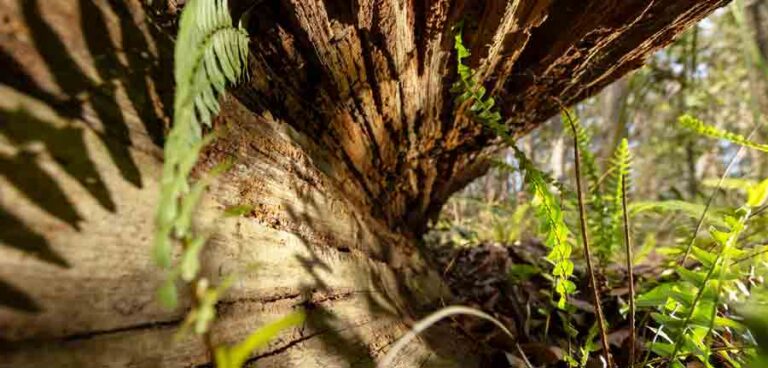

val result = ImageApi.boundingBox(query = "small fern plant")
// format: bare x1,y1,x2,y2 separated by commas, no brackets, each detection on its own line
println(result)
517,149,577,310
153,0,249,308
562,110,620,265
637,116,768,367
450,23,505,134
451,25,575,310
638,178,768,367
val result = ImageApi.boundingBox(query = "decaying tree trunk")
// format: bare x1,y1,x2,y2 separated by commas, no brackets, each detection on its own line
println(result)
0,0,728,366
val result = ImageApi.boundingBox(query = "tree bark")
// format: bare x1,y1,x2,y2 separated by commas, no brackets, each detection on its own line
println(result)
0,0,728,367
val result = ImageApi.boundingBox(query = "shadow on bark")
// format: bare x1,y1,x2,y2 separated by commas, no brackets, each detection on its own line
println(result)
0,0,172,312
0,279,41,314
223,3,486,361
220,150,480,366
282,196,380,367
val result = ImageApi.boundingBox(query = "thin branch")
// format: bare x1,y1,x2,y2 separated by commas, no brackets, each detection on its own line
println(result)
560,103,613,367
595,165,617,190
752,204,768,216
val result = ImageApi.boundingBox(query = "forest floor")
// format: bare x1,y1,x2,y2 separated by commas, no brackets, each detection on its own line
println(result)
427,240,734,368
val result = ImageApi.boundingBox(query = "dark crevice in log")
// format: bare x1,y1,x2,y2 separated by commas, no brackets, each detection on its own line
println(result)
0,318,186,346
0,0,731,365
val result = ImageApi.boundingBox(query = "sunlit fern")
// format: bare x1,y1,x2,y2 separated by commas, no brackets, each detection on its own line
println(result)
610,138,631,238
638,178,768,367
679,114,768,153
450,22,504,132
153,0,250,308
564,110,617,265
452,25,575,309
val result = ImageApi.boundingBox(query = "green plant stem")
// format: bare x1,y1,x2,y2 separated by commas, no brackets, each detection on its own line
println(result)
679,146,745,265
621,173,637,365
180,237,214,360
704,259,727,347
186,272,215,360
563,106,613,367
669,208,751,363
731,244,768,265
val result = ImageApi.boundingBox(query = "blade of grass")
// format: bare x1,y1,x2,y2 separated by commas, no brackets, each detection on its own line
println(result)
377,306,515,368
516,343,535,368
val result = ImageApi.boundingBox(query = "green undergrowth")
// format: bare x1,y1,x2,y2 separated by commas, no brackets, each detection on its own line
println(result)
437,21,768,368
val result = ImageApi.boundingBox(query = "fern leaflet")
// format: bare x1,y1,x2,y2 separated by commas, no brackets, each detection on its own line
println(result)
452,25,574,309
153,0,250,308
680,114,768,152
639,177,768,366
610,138,632,241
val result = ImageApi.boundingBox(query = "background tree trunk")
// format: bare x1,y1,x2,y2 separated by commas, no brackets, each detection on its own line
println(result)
599,76,630,164
0,0,729,366
746,0,768,179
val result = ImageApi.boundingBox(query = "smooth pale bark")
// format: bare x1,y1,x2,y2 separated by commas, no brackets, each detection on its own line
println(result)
0,0,728,366
599,76,630,164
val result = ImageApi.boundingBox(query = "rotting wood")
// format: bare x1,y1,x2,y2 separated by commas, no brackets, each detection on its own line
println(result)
0,0,729,366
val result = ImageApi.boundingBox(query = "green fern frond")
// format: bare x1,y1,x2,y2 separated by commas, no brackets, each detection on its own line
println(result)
453,27,574,309
680,114,768,152
639,177,768,366
610,138,632,180
174,0,250,133
512,147,575,309
629,200,729,228
451,23,504,132
611,139,632,242
153,0,250,308
702,177,757,192
666,208,752,364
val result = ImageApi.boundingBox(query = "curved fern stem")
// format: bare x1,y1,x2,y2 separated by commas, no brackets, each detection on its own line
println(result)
679,114,768,153
614,138,636,365
561,104,613,367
